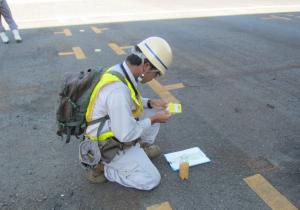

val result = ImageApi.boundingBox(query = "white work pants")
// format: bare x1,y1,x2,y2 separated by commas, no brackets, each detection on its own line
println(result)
104,109,161,190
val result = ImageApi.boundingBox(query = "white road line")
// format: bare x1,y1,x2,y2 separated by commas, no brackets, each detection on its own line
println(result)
263,15,291,21
17,5,300,23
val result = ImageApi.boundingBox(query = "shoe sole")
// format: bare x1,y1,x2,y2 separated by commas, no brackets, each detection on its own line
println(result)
86,171,107,184
87,175,107,184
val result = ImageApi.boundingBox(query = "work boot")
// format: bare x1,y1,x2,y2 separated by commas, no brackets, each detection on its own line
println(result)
0,32,9,44
143,144,161,159
86,163,107,184
12,29,22,43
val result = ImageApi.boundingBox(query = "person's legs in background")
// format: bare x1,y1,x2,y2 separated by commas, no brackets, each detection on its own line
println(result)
0,0,22,43
0,14,9,43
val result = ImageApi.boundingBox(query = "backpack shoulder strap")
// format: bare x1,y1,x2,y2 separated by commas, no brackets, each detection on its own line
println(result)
108,71,127,85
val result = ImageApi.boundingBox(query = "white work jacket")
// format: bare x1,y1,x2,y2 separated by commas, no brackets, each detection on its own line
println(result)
85,62,151,143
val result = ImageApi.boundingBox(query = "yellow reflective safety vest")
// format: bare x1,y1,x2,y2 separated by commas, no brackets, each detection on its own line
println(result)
84,66,143,141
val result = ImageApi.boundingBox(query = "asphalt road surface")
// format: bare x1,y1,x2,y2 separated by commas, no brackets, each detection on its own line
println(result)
0,9,299,210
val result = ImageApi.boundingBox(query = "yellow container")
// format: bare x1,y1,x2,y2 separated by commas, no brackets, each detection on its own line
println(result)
179,162,189,180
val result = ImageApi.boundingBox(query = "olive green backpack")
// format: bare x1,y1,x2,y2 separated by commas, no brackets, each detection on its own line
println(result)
56,67,104,143
56,67,127,143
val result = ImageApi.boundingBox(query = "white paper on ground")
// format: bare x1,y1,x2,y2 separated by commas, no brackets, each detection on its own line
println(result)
164,147,211,171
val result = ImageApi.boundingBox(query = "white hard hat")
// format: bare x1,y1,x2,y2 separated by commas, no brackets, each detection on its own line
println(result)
137,37,173,76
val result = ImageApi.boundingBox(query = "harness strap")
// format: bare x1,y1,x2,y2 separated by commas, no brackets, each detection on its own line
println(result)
75,125,80,136
86,118,103,126
66,127,71,143
96,115,110,142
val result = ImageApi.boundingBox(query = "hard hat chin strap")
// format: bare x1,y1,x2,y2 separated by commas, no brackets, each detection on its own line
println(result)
131,48,146,64
131,47,147,83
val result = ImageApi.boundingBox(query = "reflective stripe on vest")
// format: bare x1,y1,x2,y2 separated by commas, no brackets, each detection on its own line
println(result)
85,67,143,141
84,131,114,141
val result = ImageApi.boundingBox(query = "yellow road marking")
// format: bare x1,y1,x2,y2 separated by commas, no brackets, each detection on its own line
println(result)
108,43,125,55
148,80,180,103
108,42,133,55
64,29,72,36
244,174,298,210
54,28,72,36
263,15,291,21
58,47,86,60
91,26,108,33
73,47,86,59
164,83,185,91
121,45,133,49
146,201,172,210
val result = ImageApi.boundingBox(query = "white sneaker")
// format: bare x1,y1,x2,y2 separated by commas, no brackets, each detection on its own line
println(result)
0,32,9,44
12,29,22,43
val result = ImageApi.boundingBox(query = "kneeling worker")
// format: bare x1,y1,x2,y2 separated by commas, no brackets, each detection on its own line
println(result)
81,36,173,190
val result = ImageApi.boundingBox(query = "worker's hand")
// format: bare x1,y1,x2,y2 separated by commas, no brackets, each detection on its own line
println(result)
150,110,172,124
149,99,168,110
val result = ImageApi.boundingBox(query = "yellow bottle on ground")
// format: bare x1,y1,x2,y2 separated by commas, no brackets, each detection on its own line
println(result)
179,162,189,180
